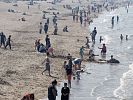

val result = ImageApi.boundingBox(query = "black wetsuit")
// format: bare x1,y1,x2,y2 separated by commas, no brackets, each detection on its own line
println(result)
107,58,120,63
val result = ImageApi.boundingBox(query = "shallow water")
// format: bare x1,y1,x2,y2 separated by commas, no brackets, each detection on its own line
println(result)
89,6,133,100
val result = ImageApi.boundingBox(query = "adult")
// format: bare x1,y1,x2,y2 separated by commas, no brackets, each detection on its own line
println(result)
73,58,82,69
126,35,128,40
66,57,73,88
91,27,97,43
42,56,51,76
98,44,106,55
85,37,90,48
79,16,83,25
44,23,49,34
107,55,120,63
99,36,103,43
0,32,6,48
45,35,51,50
66,65,72,88
35,39,40,50
48,80,57,100
111,16,114,28
47,18,49,25
39,22,43,34
5,35,12,50
117,16,119,23
53,23,58,35
61,83,70,100
120,34,123,41
79,46,84,59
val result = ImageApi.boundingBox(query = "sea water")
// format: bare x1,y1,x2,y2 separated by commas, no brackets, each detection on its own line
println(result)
89,6,133,100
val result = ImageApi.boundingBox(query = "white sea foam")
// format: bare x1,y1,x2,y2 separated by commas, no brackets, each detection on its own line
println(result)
114,64,133,100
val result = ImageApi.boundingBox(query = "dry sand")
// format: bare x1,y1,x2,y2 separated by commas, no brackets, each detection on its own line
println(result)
0,1,98,100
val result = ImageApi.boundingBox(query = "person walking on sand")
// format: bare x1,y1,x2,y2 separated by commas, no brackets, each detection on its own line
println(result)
98,44,107,55
61,83,70,100
5,35,12,50
45,35,51,50
53,23,58,35
47,18,49,25
48,80,57,100
44,23,49,34
0,32,6,48
79,46,84,59
42,56,51,76
91,27,97,43
39,22,43,34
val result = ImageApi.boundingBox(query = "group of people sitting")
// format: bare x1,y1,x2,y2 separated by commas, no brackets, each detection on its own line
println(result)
35,39,53,56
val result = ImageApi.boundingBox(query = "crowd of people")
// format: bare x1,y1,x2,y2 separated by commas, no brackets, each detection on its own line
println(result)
35,1,124,100
1,0,130,100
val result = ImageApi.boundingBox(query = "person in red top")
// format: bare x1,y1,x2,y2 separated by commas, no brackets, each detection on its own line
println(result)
98,44,107,55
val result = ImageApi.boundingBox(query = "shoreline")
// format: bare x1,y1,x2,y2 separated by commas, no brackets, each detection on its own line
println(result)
0,0,119,100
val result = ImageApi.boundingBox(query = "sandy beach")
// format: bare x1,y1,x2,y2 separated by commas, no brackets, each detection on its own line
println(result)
0,0,97,99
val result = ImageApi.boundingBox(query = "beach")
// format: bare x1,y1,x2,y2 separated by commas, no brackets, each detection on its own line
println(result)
0,0,132,100
0,0,92,99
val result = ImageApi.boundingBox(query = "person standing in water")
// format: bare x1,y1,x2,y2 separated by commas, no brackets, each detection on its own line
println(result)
120,34,123,41
61,83,70,100
99,36,103,43
117,16,119,23
98,44,107,55
126,35,128,40
91,27,97,43
127,8,128,13
111,16,114,28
